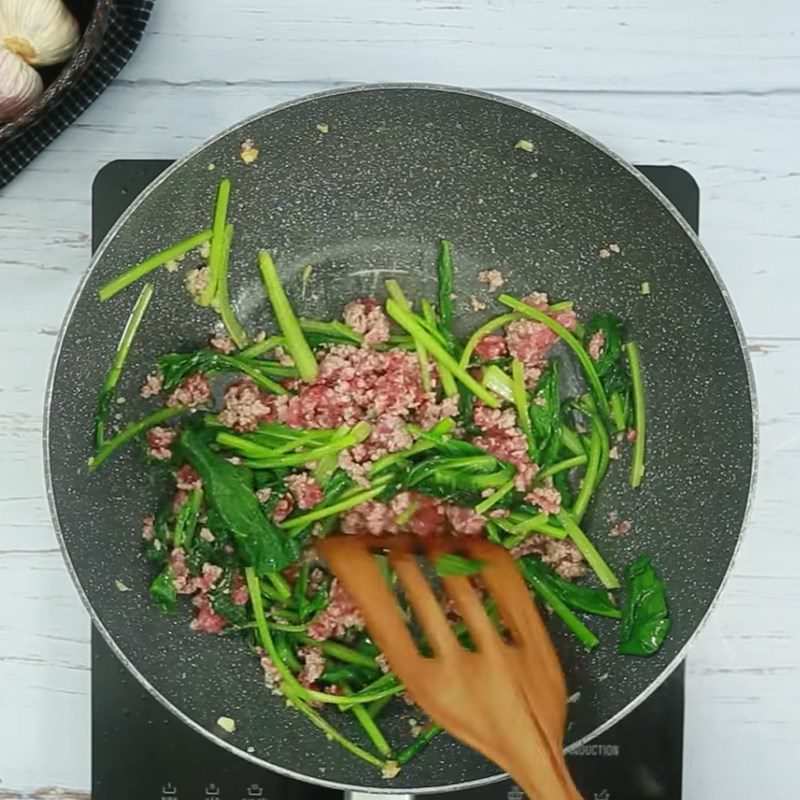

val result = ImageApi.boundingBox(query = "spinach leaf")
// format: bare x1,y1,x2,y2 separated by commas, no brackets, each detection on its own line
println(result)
437,239,454,331
520,556,621,619
435,553,484,577
528,362,562,465
158,349,290,394
405,454,514,497
150,567,177,613
211,591,250,626
584,313,631,411
618,555,671,656
180,429,299,574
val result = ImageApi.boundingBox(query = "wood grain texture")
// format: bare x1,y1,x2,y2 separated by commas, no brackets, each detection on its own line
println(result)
0,1,798,798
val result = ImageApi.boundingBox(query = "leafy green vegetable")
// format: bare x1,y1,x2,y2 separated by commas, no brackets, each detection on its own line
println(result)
626,341,646,488
386,298,499,407
556,509,619,590
95,283,153,448
517,558,599,650
385,279,432,392
435,553,484,577
172,488,202,549
180,429,299,573
98,229,213,301
258,251,318,382
210,223,248,347
199,178,232,307
499,294,611,419
405,454,514,499
90,406,185,471
618,555,670,656
528,362,562,466
150,567,177,613
421,299,457,396
158,349,289,395
299,318,363,347
436,239,454,331
482,364,514,402
397,724,443,766
520,557,621,619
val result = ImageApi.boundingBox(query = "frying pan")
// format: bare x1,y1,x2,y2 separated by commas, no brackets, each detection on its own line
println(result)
45,84,756,795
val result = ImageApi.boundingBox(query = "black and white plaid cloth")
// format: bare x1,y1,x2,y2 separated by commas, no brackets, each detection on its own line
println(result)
0,1,154,189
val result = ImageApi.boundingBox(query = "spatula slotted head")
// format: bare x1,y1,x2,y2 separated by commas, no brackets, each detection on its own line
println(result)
317,534,584,800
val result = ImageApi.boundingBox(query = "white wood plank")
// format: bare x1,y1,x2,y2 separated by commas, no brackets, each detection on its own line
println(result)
131,0,800,93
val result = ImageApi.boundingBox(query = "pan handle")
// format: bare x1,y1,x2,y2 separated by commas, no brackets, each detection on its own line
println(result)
346,793,414,800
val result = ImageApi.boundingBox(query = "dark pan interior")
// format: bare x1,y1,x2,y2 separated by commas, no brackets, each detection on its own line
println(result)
46,86,755,793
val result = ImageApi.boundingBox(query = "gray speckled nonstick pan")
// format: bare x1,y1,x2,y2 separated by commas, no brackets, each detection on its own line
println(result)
45,85,756,795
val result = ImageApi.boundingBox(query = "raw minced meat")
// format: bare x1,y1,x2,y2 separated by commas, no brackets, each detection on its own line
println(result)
506,309,577,364
286,473,324,510
140,372,163,398
272,493,294,522
307,579,365,641
218,378,285,432
146,426,177,460
284,346,435,430
184,266,209,300
175,464,202,491
209,330,237,354
512,535,586,579
477,269,504,291
297,646,326,687
587,330,606,361
525,485,562,516
190,594,227,633
343,298,391,346
472,404,538,490
474,334,507,361
610,520,632,537
141,515,155,541
167,373,211,408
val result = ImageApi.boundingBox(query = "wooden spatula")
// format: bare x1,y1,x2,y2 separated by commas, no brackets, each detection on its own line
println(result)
317,534,584,800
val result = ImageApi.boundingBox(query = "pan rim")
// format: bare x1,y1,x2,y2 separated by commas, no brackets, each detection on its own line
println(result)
43,82,759,795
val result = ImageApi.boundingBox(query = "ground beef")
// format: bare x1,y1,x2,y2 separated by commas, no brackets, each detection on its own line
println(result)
524,485,562,516
417,394,459,430
210,331,237,354
469,295,487,312
175,464,202,491
343,298,391,346
285,346,429,430
167,373,211,408
185,266,210,300
286,473,324,510
261,653,282,689
190,594,226,633
297,646,326,687
146,426,177,460
218,378,283,432
505,295,578,365
610,520,632,537
477,269,504,292
230,574,250,605
511,536,586,579
587,330,606,361
272,493,294,522
445,505,486,536
340,499,399,535
472,404,538,490
140,372,164,398
307,579,365,641
170,547,192,593
474,334,508,361
406,495,449,537
626,428,638,443
141,515,155,541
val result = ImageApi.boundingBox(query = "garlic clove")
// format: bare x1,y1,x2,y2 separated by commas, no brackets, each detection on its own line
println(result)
0,0,80,67
0,45,44,122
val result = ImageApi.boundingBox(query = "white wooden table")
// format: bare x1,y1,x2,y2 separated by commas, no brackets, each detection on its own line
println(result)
2,2,799,798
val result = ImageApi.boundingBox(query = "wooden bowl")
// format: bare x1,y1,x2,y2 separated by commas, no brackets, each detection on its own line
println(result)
0,0,113,145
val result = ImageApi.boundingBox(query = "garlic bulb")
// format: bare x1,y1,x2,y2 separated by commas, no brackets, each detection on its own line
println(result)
0,45,43,122
0,0,80,67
